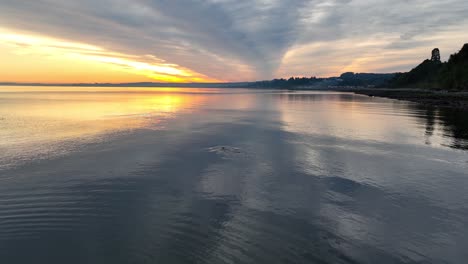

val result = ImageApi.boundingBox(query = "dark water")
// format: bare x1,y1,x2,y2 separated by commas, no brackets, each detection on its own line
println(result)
1,87,467,264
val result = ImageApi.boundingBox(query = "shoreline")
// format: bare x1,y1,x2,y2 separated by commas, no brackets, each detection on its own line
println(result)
342,88,468,110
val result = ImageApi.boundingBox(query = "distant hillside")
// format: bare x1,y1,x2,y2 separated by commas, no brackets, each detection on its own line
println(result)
339,72,396,87
390,59,443,89
243,73,396,89
438,44,468,90
389,44,468,90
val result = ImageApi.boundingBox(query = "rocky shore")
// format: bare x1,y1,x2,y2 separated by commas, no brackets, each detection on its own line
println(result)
349,88,468,110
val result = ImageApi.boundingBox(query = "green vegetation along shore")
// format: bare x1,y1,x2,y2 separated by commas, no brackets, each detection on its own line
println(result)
390,44,468,90
349,43,468,109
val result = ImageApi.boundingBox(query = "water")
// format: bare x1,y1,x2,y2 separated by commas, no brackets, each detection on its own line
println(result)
0,87,467,264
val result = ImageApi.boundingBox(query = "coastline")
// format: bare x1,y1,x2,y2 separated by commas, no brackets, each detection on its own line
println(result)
344,88,468,110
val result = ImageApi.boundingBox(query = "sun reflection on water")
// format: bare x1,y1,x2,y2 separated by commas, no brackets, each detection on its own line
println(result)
0,87,207,169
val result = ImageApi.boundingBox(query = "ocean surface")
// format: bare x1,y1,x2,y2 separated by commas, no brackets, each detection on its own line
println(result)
1,87,467,264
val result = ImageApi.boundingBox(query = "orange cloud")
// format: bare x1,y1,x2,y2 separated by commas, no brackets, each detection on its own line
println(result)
0,28,219,83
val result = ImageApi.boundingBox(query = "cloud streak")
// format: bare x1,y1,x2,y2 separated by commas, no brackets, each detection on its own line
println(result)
0,28,214,82
0,0,467,81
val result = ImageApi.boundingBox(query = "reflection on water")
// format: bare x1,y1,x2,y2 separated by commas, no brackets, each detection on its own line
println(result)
276,92,468,150
399,103,468,150
437,109,468,149
0,87,212,169
0,88,467,264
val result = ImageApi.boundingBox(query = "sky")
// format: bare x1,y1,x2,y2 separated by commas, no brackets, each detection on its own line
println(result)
0,0,467,83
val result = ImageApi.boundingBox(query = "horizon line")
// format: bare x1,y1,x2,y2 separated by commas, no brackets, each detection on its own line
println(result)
0,72,399,86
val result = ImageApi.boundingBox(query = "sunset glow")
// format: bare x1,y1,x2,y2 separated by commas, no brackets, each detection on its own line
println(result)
1,0,467,82
0,29,216,83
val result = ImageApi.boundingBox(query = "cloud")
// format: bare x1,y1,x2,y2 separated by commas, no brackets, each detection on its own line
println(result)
0,28,214,82
0,0,467,80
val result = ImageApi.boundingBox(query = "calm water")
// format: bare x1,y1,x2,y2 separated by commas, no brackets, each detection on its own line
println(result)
1,87,468,264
